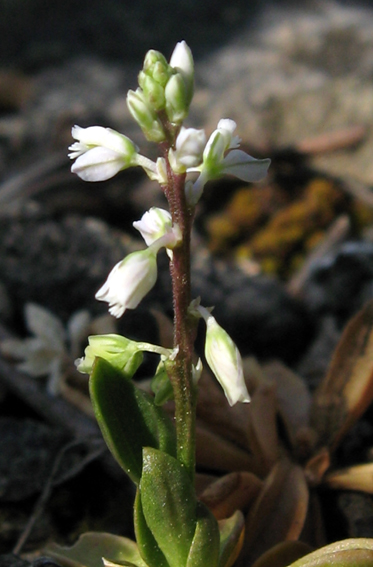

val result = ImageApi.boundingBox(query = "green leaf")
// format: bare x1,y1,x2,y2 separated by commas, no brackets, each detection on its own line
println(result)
45,532,148,567
288,538,373,567
90,358,176,484
134,489,170,567
218,510,245,567
151,360,174,405
140,447,197,567
186,502,220,567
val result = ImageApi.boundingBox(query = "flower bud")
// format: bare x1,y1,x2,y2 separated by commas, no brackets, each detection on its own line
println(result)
76,334,143,375
68,125,138,182
143,50,171,87
197,305,250,406
165,73,188,123
138,71,166,111
133,207,173,246
95,249,158,318
127,88,166,142
168,126,206,173
188,119,271,204
169,41,194,106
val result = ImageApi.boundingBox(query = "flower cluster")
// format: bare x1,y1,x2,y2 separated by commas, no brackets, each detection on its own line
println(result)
68,42,269,408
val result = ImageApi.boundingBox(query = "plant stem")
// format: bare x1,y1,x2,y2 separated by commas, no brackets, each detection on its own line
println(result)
163,154,197,481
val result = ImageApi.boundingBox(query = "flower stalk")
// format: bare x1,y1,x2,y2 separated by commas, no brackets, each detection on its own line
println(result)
162,156,197,480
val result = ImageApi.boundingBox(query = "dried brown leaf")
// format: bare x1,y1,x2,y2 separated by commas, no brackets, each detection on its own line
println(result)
200,471,263,520
263,361,312,447
196,423,256,473
251,541,314,567
197,369,252,451
303,448,331,487
243,459,309,563
324,463,373,494
311,300,373,451
246,381,280,476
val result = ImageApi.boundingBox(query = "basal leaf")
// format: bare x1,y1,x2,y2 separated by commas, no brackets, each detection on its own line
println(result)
140,447,197,567
186,502,220,567
45,532,148,567
134,489,170,567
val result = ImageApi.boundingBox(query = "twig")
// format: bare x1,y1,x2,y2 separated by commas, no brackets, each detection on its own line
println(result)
0,324,98,439
295,125,366,155
339,176,373,210
287,215,350,298
12,438,105,555
0,151,67,210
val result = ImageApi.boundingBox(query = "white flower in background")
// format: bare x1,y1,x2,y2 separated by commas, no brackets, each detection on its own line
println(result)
95,249,158,318
196,304,250,406
68,125,139,182
168,126,206,173
0,304,92,395
188,119,271,205
133,207,173,246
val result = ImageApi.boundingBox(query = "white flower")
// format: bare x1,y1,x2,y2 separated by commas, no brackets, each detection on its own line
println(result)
197,304,250,406
69,125,139,182
133,207,173,246
168,126,206,173
0,303,92,395
95,249,158,318
187,119,271,205
169,40,194,105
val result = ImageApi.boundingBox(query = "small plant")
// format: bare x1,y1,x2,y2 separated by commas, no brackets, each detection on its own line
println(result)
44,42,373,567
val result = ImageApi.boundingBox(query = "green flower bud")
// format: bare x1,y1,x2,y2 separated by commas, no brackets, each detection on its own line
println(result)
138,71,166,111
127,88,166,142
76,334,143,376
165,73,188,124
143,50,171,87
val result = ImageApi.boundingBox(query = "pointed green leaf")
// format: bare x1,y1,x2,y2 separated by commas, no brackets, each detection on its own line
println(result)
218,511,245,567
140,447,197,567
45,532,148,567
134,489,170,567
151,360,174,405
90,358,176,484
186,502,220,567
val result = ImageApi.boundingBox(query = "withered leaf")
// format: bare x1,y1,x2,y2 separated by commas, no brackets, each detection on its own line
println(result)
243,459,309,564
324,462,373,494
200,471,263,520
310,300,373,451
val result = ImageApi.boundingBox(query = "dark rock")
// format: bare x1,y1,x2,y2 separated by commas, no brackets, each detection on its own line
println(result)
0,418,66,502
337,492,373,538
190,252,312,363
302,240,373,325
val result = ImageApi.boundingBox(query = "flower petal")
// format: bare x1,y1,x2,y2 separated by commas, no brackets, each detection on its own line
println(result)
222,150,271,182
71,147,126,182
